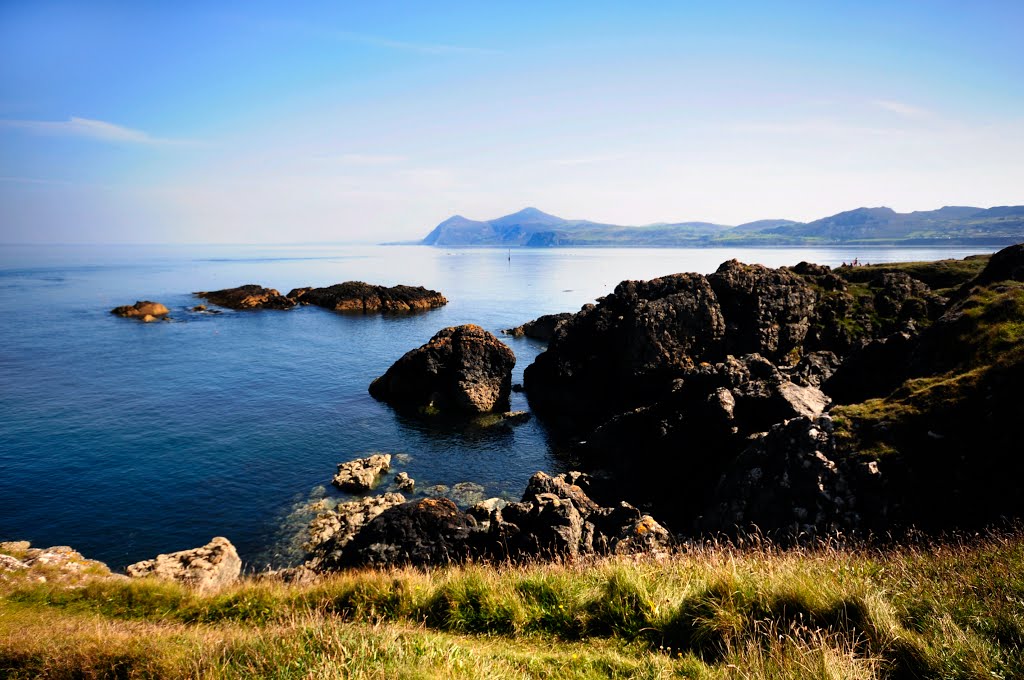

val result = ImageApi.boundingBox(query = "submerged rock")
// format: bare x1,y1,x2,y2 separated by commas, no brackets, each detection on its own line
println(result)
332,454,391,493
290,282,447,313
194,284,295,310
369,324,516,415
125,537,241,591
110,300,170,321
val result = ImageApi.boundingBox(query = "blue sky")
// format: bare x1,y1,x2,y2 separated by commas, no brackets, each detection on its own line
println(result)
1,1,1022,243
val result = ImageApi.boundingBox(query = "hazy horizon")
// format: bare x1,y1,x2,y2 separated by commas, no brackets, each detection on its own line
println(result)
2,2,1022,244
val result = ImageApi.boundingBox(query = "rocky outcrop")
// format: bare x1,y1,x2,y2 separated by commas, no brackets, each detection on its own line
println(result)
110,300,170,322
336,497,476,567
125,537,241,592
369,325,515,415
290,282,447,313
502,312,573,341
701,416,884,535
523,265,818,429
305,470,673,570
0,541,119,585
194,285,295,310
332,454,391,493
305,493,407,570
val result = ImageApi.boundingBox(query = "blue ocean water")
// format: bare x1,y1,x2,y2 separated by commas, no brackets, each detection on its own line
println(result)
0,243,993,569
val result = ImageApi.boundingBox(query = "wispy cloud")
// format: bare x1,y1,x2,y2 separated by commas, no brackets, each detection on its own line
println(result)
547,154,626,166
731,118,899,137
0,116,188,145
314,153,408,166
874,100,934,120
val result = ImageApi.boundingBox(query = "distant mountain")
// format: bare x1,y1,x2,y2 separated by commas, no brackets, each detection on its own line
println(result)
421,207,616,246
418,205,1024,247
766,206,1024,242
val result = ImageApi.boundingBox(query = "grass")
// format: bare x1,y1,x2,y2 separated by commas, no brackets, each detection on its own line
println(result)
835,257,990,295
3,534,1023,678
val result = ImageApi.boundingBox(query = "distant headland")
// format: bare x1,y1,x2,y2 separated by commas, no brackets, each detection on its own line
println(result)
412,204,1024,247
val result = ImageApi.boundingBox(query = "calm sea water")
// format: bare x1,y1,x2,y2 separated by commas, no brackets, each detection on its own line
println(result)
0,243,994,569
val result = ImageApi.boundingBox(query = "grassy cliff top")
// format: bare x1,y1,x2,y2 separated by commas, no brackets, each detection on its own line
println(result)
3,534,1023,678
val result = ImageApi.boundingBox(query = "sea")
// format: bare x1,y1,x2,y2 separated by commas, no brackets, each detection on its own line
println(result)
0,243,996,570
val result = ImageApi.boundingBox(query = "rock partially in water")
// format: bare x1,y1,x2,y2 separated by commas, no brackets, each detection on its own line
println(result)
338,497,476,568
369,324,516,415
125,537,241,592
394,472,415,492
305,470,673,570
290,282,447,313
305,493,407,570
110,300,170,321
194,284,296,310
503,312,573,342
332,454,391,493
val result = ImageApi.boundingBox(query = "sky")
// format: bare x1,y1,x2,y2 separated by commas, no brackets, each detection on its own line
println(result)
1,1,1022,244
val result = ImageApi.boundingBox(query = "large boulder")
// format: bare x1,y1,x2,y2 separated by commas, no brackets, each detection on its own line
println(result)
290,282,447,312
338,498,476,567
125,537,241,592
110,300,170,322
369,324,515,415
194,284,295,310
332,454,391,493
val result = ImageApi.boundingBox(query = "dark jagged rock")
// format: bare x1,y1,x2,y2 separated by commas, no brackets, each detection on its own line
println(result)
110,300,170,322
338,498,476,567
701,416,885,535
194,284,295,310
707,260,817,360
781,351,842,388
524,273,725,427
967,243,1024,288
305,493,406,570
369,324,515,415
290,282,447,313
824,331,918,404
502,312,573,341
304,471,672,570
519,251,1021,537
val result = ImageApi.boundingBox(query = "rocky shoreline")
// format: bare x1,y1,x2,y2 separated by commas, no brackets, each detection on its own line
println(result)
54,244,1024,585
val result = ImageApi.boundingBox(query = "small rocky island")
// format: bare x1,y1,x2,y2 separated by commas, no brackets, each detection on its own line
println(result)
369,324,515,415
110,300,170,322
193,281,447,312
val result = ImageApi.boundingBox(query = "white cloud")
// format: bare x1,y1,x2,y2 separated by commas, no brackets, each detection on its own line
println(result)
0,116,187,145
874,100,934,120
547,154,625,166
